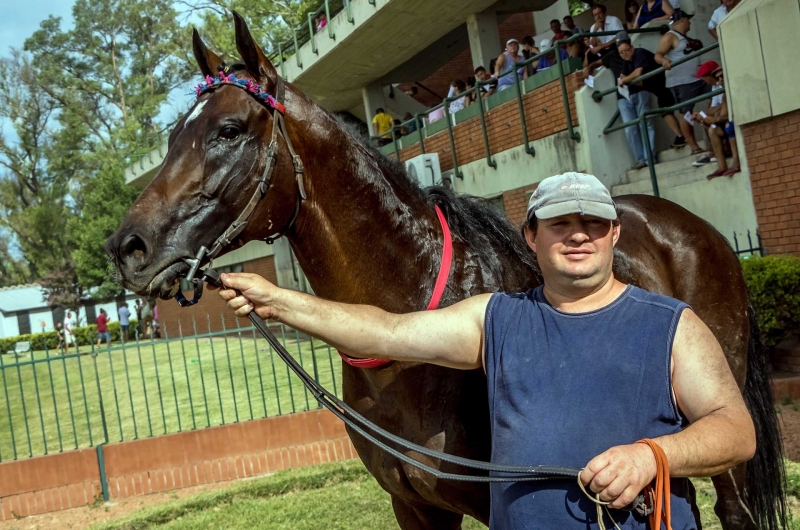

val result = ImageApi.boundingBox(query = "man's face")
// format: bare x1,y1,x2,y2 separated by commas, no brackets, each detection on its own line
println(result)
507,42,520,55
618,42,634,61
723,0,738,8
476,69,488,81
593,8,606,22
675,18,691,32
564,17,574,28
526,213,620,287
551,20,562,33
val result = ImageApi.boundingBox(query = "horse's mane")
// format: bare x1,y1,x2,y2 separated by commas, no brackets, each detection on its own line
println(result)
335,115,540,280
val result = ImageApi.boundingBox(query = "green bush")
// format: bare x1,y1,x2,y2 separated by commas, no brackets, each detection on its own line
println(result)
741,255,800,349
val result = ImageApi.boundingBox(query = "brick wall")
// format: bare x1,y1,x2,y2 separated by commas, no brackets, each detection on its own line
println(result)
395,72,583,172
741,109,800,255
402,13,535,107
157,255,278,337
0,409,356,521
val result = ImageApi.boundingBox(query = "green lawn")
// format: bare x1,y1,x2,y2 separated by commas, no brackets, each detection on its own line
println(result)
0,323,342,461
93,460,800,530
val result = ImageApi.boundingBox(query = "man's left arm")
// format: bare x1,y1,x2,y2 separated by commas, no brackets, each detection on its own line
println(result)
580,308,756,509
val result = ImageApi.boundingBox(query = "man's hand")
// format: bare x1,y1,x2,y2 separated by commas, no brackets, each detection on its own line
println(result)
219,273,283,320
661,59,672,70
580,443,657,509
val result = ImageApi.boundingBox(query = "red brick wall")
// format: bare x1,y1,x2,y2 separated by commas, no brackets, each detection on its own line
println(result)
741,109,800,255
403,13,536,107
0,409,356,521
395,72,583,172
157,255,278,337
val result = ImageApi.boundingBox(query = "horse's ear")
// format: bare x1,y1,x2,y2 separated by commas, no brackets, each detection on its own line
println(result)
192,29,224,78
232,11,278,89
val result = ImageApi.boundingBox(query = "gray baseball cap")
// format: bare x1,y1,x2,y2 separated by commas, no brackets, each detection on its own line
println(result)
527,172,617,221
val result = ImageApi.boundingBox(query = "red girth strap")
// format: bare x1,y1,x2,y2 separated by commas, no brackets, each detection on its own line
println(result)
339,204,453,369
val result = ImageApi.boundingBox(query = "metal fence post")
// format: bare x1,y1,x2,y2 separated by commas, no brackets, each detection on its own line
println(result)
325,0,335,40
555,47,580,142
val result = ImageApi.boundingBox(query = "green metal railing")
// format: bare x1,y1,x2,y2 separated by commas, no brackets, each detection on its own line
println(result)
0,316,342,462
595,41,722,197
370,27,668,178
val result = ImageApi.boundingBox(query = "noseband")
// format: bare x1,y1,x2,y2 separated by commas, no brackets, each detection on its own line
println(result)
176,71,306,307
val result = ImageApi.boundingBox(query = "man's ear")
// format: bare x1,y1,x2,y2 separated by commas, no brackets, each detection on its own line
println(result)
612,222,621,247
523,225,537,254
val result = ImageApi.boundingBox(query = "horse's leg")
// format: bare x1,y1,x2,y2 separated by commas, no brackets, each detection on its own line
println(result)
711,463,757,530
391,496,466,530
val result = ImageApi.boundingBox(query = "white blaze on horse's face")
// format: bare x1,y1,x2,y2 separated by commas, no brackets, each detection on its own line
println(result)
183,100,209,130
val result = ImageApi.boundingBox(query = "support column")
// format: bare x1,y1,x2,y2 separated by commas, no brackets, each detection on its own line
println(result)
467,10,501,72
362,82,386,126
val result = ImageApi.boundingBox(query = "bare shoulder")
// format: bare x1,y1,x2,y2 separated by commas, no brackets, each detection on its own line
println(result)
672,308,733,380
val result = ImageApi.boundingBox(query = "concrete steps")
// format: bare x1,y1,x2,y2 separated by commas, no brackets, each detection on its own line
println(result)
611,144,719,196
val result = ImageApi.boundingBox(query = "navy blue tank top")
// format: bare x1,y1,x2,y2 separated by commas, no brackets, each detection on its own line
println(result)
638,0,666,26
484,285,697,529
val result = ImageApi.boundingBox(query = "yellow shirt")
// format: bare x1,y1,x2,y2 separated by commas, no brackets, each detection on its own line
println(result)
372,112,394,138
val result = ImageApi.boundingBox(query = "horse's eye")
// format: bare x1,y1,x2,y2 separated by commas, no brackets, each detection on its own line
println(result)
219,125,240,140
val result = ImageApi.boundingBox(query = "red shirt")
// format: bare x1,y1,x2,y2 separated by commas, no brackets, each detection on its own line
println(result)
96,314,109,333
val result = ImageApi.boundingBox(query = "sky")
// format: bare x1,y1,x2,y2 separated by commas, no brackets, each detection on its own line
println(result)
1,0,76,56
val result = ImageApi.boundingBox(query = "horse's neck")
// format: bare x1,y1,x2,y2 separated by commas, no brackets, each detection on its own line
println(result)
286,105,438,310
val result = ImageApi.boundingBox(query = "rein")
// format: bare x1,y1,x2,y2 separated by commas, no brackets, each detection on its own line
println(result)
172,71,667,525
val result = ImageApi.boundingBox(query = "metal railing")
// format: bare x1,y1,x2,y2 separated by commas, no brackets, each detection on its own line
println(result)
596,42,721,197
370,27,669,178
0,316,342,462
733,230,764,257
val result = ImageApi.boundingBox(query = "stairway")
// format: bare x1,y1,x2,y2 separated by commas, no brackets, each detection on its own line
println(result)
611,145,717,197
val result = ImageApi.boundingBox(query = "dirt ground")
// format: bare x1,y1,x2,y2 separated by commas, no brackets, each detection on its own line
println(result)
5,406,800,530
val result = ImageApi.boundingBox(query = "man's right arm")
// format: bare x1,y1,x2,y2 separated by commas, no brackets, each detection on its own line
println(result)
218,273,491,370
655,33,675,69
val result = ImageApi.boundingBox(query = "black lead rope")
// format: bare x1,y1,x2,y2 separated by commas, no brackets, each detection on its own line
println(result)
200,268,580,483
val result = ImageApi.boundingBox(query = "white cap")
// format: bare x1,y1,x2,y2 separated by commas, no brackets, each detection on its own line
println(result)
527,172,617,222
506,38,519,46
539,38,553,50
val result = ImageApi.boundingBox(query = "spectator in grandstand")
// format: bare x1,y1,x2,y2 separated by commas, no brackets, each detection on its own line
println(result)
464,76,478,106
315,12,327,32
393,118,408,137
625,0,640,29
537,39,569,71
550,19,567,44
691,60,724,167
372,107,394,146
494,39,527,91
566,38,588,60
563,15,584,35
589,4,625,56
695,68,740,178
520,36,539,76
474,66,497,98
632,0,675,28
403,112,417,134
709,0,739,40
448,79,467,114
655,9,708,154
404,86,418,98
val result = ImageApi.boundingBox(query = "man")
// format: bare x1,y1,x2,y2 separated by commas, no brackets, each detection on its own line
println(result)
494,39,526,92
691,60,723,167
474,66,497,98
563,15,584,34
550,18,567,43
96,308,111,347
118,303,131,342
55,321,66,354
371,108,393,147
655,9,709,154
709,0,739,40
536,39,569,71
218,172,755,529
694,67,740,178
588,4,625,56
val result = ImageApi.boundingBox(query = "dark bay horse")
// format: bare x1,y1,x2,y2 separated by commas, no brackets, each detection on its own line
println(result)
106,13,785,530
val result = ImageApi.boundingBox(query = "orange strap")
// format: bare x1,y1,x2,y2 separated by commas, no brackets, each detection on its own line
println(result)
637,439,672,530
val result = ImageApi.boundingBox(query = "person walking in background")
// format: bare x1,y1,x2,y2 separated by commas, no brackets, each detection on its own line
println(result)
371,107,393,146
63,311,75,354
118,303,131,342
141,300,153,339
152,303,161,339
96,308,111,347
55,321,66,354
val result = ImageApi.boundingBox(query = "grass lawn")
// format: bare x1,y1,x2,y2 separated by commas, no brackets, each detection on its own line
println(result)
93,460,800,530
0,322,341,461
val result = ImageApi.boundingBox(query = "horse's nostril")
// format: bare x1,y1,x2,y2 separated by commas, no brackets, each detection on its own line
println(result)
120,233,149,263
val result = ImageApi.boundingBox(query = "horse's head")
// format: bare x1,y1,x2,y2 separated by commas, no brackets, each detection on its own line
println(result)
106,13,304,299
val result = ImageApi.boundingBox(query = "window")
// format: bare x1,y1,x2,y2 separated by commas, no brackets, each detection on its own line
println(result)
180,263,244,292
85,304,97,324
16,311,31,335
